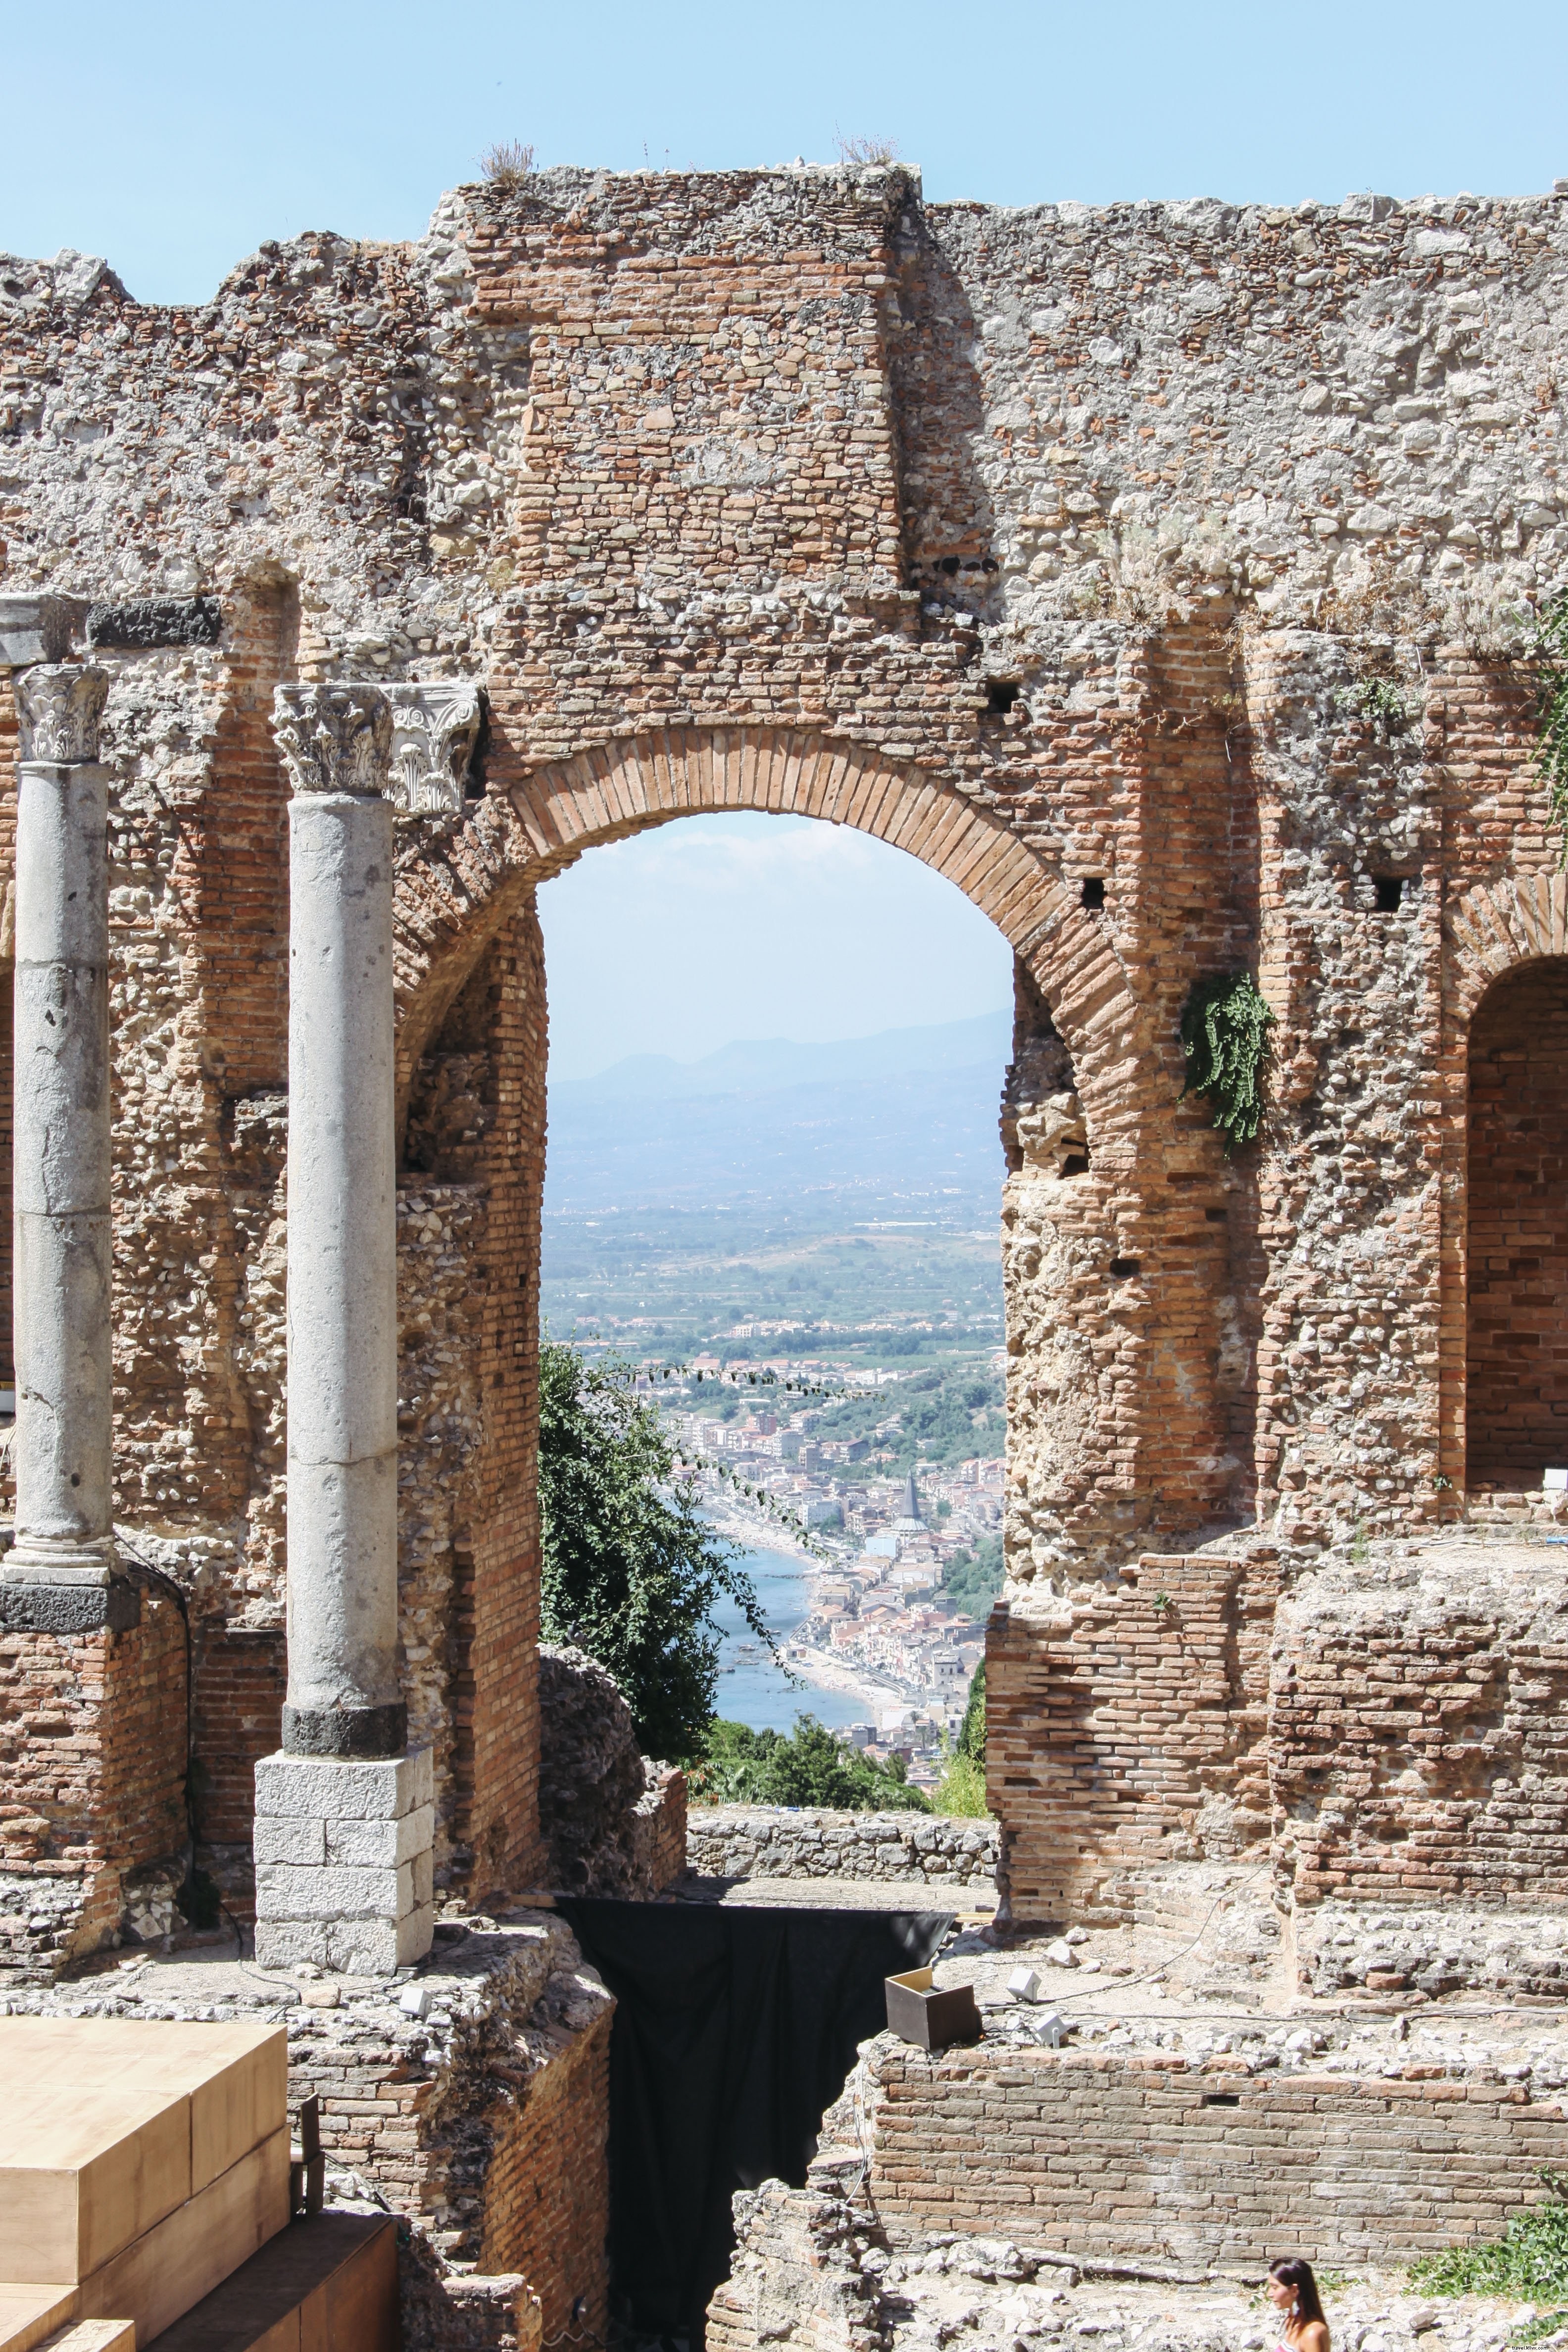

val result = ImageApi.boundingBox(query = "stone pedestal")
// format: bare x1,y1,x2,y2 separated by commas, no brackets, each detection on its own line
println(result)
252,1747,435,1972
257,682,435,1973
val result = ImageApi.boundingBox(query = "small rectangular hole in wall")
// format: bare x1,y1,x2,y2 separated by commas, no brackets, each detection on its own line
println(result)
1061,1153,1090,1177
1373,875,1404,912
1201,2093,1240,2107
986,681,1020,715
1109,1257,1140,1278
1080,878,1106,911
1205,1207,1228,1223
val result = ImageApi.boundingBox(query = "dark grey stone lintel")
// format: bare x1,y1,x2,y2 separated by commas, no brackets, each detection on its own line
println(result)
86,596,222,650
0,1580,141,1633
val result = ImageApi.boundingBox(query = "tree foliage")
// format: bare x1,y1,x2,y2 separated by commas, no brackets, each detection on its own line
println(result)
1179,970,1275,1150
695,1715,931,1811
956,1658,986,1763
1534,591,1568,860
537,1337,773,1761
942,1535,1004,1618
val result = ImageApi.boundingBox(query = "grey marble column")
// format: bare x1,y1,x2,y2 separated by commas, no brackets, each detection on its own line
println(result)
255,680,434,1973
271,681,403,1757
3,665,117,1593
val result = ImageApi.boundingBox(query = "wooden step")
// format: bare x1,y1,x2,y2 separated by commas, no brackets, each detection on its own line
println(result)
145,2215,398,2352
0,2284,78,2352
0,2021,287,2283
37,2322,137,2352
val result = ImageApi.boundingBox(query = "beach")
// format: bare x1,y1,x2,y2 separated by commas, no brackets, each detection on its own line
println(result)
712,1544,883,1733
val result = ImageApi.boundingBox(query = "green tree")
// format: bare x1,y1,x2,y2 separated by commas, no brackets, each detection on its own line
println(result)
697,1716,930,1811
537,1337,773,1760
942,1535,1005,1617
956,1659,986,1762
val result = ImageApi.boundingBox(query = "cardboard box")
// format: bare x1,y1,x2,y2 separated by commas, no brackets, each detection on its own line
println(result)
884,1967,981,2052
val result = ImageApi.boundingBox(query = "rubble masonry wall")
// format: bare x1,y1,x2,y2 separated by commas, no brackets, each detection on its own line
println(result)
3,167,1568,1935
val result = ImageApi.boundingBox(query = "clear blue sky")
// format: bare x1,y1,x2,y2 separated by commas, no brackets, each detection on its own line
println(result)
5,0,1562,1075
540,818,1015,1080
3,0,1562,308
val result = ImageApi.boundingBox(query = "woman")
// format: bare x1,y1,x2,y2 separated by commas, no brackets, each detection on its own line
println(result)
1268,2258,1330,2352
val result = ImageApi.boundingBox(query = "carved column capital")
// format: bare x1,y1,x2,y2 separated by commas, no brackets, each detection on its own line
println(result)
271,682,392,797
384,683,483,818
16,665,109,765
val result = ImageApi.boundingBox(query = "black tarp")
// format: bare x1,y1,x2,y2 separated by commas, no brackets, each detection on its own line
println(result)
557,1900,953,2342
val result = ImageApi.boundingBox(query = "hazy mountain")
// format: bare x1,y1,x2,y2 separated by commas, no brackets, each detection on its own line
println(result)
555,1010,1013,1102
545,1010,1015,1214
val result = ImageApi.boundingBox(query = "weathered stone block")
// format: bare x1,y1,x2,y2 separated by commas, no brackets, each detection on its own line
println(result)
324,1802,436,1867
0,595,84,667
253,1746,433,1821
254,1858,414,1920
252,1814,326,1867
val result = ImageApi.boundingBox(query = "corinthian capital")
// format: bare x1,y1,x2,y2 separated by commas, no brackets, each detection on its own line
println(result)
17,665,109,764
383,683,483,819
271,682,392,797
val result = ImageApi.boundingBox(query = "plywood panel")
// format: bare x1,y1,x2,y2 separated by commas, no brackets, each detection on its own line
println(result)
0,2088,191,2281
76,2129,290,2347
0,2285,76,2352
143,2214,396,2352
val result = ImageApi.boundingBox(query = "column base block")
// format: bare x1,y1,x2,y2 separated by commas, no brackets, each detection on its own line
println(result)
252,1746,435,1977
4,1533,117,1586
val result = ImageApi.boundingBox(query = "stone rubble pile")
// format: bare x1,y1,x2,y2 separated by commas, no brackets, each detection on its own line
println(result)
536,1643,686,1897
1300,1903,1568,2000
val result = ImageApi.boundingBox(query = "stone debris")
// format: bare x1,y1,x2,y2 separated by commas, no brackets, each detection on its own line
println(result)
536,1643,686,1897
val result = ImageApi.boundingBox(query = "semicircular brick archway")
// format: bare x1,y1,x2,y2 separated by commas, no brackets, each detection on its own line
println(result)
392,725,1147,1153
1438,873,1568,1494
1445,871,1568,1025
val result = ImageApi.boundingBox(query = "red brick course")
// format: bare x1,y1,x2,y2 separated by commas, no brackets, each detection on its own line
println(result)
869,2038,1568,2263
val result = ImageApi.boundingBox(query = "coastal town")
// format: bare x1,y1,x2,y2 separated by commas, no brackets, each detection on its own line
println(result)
657,1375,1004,1784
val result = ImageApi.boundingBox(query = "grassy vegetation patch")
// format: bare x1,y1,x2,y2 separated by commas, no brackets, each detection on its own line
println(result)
1410,2180,1568,2301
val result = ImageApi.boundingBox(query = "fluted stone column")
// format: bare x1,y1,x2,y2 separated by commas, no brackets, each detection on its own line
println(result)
0,665,127,1619
253,682,434,1974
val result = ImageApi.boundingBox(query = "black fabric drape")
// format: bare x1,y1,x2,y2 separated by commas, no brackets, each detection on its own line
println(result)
557,1900,952,2340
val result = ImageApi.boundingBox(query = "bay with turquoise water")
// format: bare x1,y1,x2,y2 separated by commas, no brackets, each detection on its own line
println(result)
712,1541,871,1734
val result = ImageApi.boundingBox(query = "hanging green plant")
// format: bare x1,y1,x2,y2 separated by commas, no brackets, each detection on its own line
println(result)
1533,591,1568,860
1179,970,1275,1150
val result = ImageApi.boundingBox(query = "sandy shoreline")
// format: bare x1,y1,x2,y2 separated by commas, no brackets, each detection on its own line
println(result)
704,1500,897,1720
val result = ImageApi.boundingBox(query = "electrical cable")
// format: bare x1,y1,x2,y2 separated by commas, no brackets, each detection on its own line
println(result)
1043,1864,1271,2012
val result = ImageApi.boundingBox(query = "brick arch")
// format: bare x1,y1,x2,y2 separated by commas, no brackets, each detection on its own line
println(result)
1438,874,1568,1495
1445,872,1568,1026
393,725,1143,1142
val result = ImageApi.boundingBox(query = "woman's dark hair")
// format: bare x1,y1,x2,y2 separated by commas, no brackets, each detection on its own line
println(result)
1271,2260,1326,2330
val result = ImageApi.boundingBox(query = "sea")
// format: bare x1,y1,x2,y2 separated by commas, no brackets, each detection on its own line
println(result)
711,1541,871,1734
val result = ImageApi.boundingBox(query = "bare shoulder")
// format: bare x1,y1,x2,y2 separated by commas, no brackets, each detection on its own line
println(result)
1297,2321,1331,2352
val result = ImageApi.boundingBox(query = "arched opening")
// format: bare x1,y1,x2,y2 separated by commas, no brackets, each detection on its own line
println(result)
533,805,1020,1779
1466,957,1568,1488
387,724,1227,1902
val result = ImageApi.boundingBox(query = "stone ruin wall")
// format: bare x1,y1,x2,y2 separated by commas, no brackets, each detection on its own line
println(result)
3,166,1568,1943
708,2034,1568,2352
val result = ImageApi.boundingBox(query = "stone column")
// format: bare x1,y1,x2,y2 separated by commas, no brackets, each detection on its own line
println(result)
253,681,434,1974
1,665,127,1611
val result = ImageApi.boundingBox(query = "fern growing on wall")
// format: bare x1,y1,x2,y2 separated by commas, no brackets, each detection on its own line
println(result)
1534,591,1568,856
1179,971,1275,1149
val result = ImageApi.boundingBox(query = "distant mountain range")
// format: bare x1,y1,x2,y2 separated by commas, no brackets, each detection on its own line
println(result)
545,1010,1015,1212
557,1010,1013,1100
